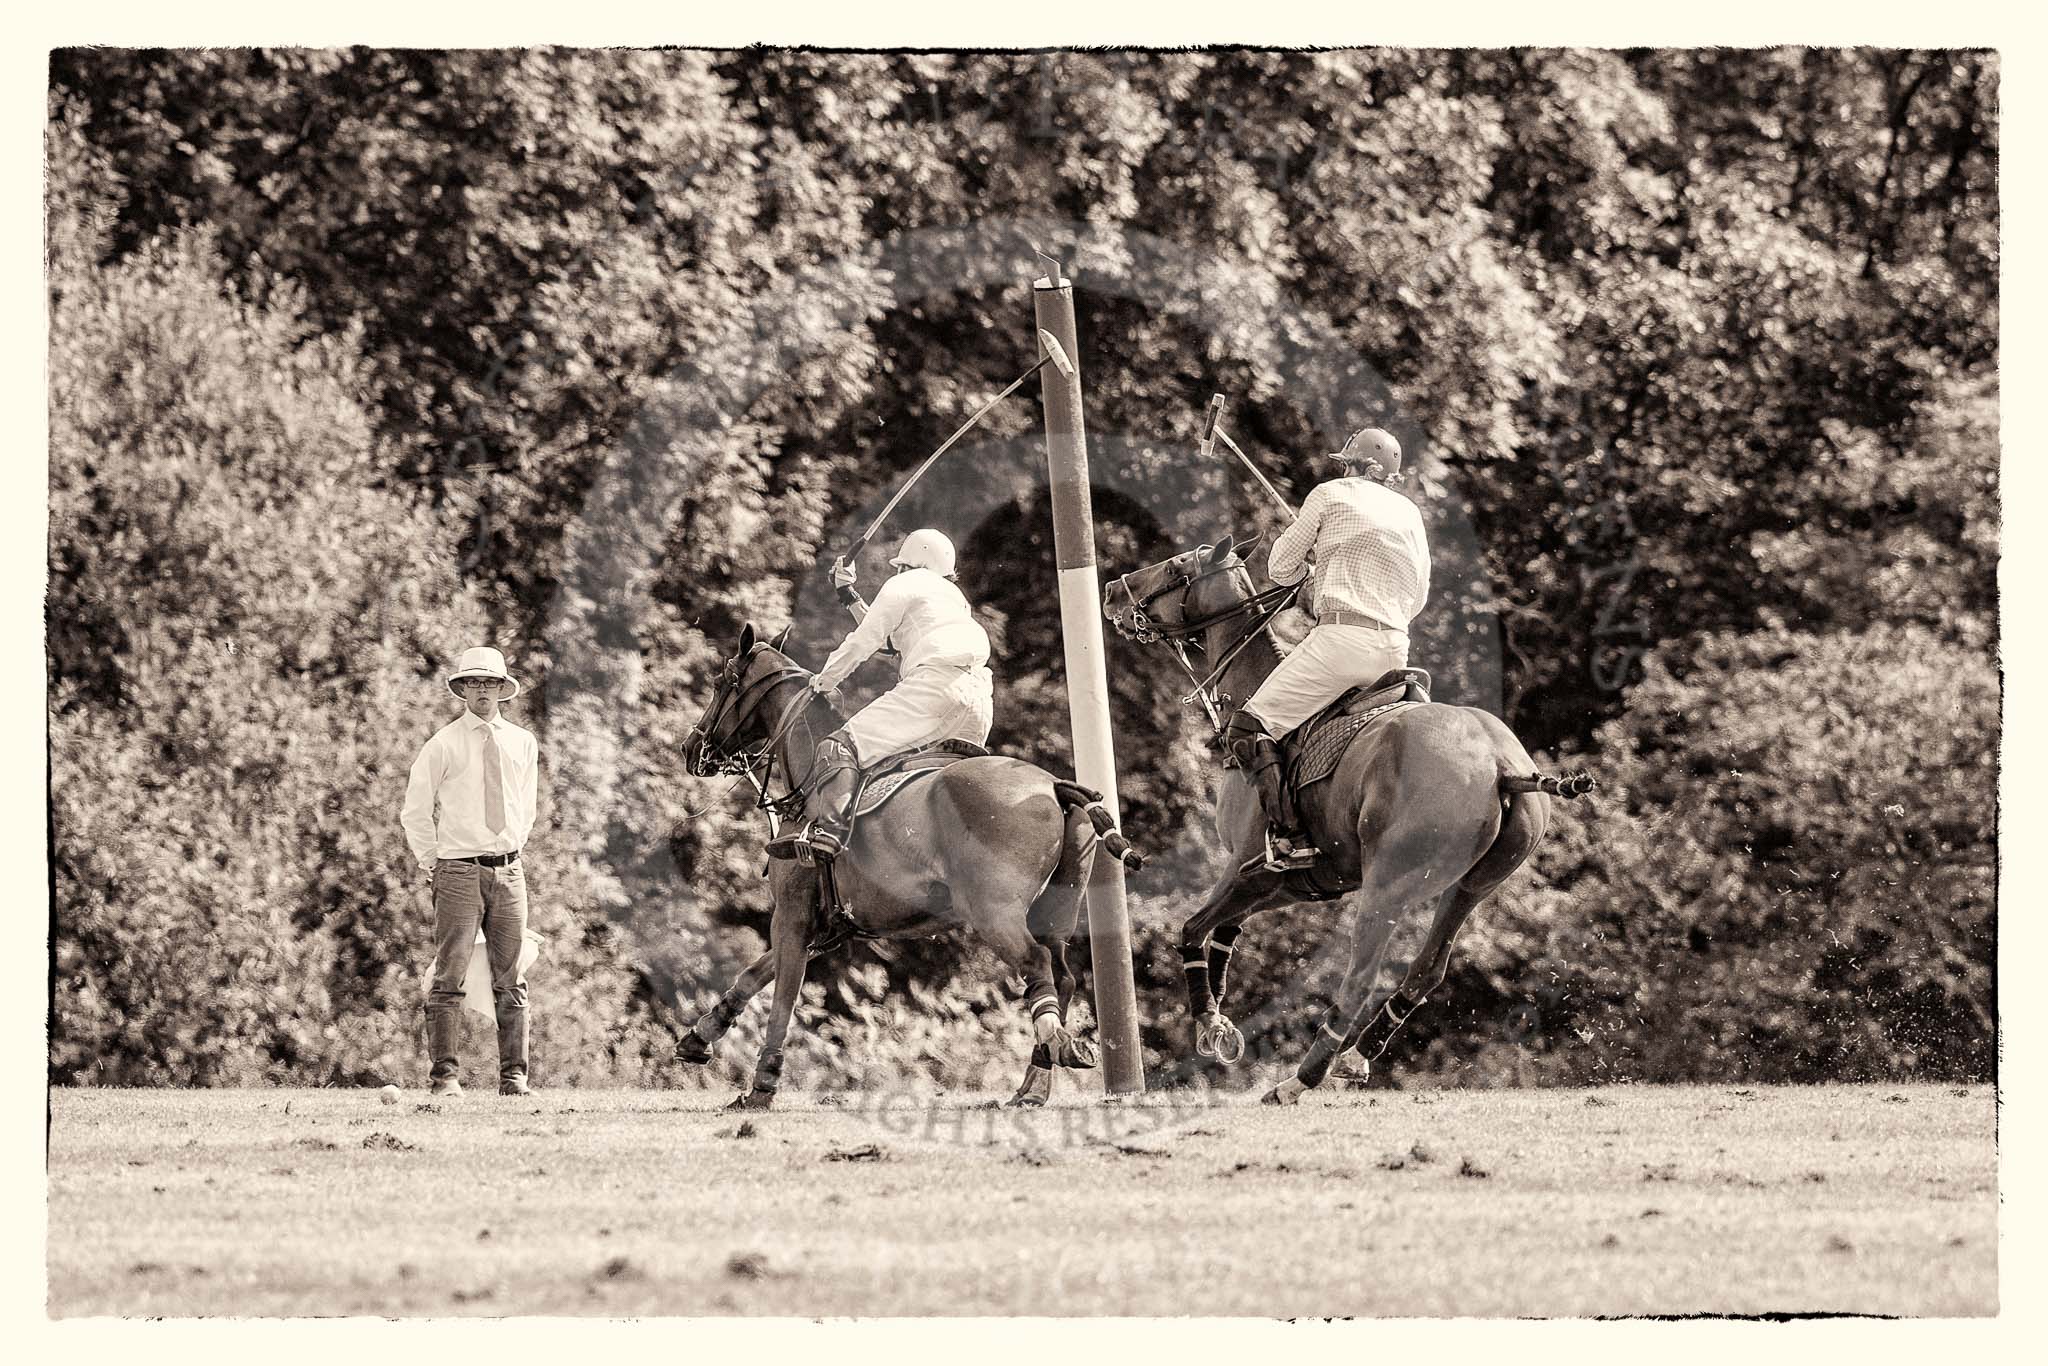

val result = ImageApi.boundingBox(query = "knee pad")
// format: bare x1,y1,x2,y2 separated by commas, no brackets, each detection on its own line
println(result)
818,730,860,771
1222,709,1273,771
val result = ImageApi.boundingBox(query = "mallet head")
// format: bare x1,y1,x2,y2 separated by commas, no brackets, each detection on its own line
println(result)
1037,330,1076,379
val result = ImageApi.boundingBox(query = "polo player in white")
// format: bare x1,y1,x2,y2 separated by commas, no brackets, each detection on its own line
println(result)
790,528,994,862
1226,427,1431,870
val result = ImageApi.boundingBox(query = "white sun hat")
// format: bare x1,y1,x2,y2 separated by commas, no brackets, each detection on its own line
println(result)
446,645,521,701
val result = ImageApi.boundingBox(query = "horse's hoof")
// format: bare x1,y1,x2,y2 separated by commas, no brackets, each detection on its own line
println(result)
1261,1077,1307,1106
1054,1033,1098,1070
673,1033,714,1066
724,1089,774,1113
1196,1015,1245,1064
1006,1092,1047,1109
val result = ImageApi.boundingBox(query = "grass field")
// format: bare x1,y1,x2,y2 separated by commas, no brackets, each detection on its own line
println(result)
47,1081,1995,1318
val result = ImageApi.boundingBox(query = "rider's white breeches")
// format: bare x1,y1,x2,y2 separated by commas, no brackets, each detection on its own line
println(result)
841,663,994,762
1244,624,1409,737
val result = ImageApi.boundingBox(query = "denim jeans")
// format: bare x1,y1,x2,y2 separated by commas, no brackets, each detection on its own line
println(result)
425,859,530,1084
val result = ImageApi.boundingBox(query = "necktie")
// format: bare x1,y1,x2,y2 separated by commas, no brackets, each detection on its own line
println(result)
481,726,507,835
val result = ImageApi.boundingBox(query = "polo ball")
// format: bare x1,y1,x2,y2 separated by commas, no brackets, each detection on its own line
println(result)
379,1085,400,1106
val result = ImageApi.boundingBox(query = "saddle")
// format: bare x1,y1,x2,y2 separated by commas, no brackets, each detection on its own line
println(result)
847,738,992,821
1283,667,1431,792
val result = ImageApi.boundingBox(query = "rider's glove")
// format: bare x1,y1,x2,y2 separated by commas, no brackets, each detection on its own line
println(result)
829,556,857,590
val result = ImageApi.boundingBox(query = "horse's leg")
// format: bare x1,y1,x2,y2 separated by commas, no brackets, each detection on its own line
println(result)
1206,920,1247,1017
1011,802,1098,1107
979,914,1089,1109
676,916,860,1065
674,949,776,1064
1008,935,1082,1109
729,871,813,1112
1349,791,1550,1070
1261,879,1408,1105
1181,872,1284,1063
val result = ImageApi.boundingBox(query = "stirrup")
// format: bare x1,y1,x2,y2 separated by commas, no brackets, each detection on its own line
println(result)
802,821,848,864
1261,831,1320,872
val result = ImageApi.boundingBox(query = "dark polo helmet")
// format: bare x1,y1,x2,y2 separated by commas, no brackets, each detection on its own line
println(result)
1330,427,1401,476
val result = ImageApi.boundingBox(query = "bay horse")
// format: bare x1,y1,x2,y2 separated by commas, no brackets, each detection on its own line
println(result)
675,622,1134,1110
1104,535,1588,1105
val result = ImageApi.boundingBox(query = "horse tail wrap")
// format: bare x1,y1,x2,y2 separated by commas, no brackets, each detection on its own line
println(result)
1051,780,1145,871
1500,769,1596,799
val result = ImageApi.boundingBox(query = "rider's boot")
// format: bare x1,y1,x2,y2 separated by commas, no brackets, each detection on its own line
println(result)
1223,709,1319,872
786,732,860,864
765,733,862,863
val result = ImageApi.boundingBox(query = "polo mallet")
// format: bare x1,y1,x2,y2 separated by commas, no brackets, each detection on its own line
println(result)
1201,393,1295,516
837,330,1077,571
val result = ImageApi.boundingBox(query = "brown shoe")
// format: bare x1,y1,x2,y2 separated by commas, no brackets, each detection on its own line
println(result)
499,1075,532,1097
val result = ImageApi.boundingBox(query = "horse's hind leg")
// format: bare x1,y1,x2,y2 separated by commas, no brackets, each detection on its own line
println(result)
1350,791,1550,1069
1262,880,1409,1106
983,915,1093,1108
1009,806,1100,1106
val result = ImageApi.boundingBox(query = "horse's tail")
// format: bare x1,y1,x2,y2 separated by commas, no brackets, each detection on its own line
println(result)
1500,769,1596,799
1052,779,1146,871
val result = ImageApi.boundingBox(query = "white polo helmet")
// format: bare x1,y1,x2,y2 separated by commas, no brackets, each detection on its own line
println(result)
889,528,957,578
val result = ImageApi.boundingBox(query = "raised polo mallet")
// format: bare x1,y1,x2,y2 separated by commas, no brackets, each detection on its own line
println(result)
839,330,1077,568
1201,393,1296,516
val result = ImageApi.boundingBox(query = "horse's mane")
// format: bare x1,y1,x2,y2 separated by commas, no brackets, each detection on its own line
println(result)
750,643,847,729
1226,540,1312,657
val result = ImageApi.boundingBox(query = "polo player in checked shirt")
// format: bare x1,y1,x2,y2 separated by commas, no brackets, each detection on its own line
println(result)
401,647,540,1097
1226,427,1431,870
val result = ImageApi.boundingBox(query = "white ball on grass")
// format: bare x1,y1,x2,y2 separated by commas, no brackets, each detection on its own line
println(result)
379,1084,400,1105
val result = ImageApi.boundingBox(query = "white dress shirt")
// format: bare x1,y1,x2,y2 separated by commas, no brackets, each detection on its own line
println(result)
401,712,540,868
1268,476,1430,631
815,567,991,692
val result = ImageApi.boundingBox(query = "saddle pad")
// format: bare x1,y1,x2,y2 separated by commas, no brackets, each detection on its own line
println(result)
1288,701,1421,790
851,767,944,820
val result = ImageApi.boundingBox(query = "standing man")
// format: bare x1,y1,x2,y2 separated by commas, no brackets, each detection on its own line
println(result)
1226,427,1430,870
778,528,994,863
401,646,540,1096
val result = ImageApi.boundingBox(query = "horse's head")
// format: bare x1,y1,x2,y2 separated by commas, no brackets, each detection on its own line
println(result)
684,622,802,777
1104,533,1262,644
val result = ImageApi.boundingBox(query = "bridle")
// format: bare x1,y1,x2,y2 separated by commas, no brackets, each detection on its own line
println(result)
1106,548,1300,729
689,648,835,827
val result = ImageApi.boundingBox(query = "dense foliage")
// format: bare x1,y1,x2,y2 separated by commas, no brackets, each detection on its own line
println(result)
48,48,1997,1088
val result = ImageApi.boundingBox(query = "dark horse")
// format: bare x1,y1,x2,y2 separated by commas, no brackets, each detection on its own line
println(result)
675,623,1133,1110
1105,535,1588,1105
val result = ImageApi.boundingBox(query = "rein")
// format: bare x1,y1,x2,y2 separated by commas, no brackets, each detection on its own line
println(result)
693,656,835,828
1109,558,1299,727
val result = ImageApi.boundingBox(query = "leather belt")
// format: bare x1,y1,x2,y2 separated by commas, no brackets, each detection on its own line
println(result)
442,850,520,868
1320,610,1397,631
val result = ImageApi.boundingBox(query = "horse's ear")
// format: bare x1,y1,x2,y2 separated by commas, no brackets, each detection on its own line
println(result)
737,622,756,656
1205,534,1236,565
768,625,792,653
